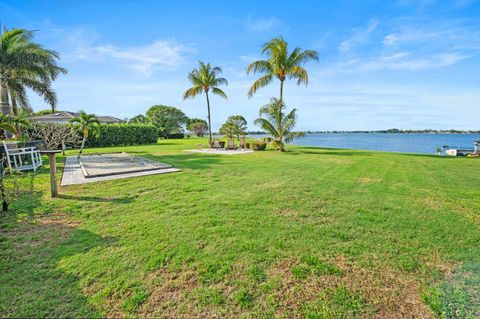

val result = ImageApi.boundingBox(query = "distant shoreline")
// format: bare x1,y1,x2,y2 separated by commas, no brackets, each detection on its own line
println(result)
242,130,480,135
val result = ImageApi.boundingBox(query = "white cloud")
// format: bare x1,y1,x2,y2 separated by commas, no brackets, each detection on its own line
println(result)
365,52,468,70
91,40,193,75
339,20,378,52
245,15,281,32
330,52,469,73
43,25,194,75
239,54,262,62
282,80,480,130
382,23,480,53
383,28,454,46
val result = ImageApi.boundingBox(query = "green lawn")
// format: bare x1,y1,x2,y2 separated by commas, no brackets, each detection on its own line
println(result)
1,138,479,318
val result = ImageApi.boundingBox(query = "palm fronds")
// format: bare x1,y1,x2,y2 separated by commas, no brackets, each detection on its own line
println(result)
246,36,318,99
0,26,66,114
254,98,304,151
70,111,100,154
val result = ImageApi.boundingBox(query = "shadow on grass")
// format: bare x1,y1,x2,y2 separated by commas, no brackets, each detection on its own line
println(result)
0,214,112,317
9,190,44,216
428,247,480,317
155,142,181,146
57,194,136,204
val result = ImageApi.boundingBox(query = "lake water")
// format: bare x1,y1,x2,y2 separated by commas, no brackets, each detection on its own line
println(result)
249,133,480,155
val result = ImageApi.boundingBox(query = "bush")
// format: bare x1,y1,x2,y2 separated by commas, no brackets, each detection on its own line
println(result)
250,142,267,151
167,133,184,139
87,124,159,147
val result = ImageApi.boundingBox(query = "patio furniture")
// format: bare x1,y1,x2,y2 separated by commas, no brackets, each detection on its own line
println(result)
239,138,247,150
226,138,237,150
211,139,222,149
2,141,42,172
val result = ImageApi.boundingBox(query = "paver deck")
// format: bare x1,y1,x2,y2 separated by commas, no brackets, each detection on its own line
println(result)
79,153,171,177
61,156,180,186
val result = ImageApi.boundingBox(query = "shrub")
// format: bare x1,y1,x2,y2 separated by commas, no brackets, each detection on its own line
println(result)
167,133,184,139
250,142,267,151
87,124,159,147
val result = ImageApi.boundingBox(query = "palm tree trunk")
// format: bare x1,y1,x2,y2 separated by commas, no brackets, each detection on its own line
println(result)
279,79,284,104
80,136,86,154
205,91,213,144
10,92,21,137
278,79,284,151
0,83,10,116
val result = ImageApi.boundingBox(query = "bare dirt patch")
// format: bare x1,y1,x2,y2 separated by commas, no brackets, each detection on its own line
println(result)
264,257,434,318
273,208,303,217
334,257,434,318
137,268,217,319
358,177,380,184
419,197,444,210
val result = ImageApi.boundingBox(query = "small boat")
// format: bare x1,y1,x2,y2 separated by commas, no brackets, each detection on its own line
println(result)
443,144,476,156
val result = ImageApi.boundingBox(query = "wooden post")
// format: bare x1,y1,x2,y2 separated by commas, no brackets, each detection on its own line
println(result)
40,150,61,198
49,153,58,197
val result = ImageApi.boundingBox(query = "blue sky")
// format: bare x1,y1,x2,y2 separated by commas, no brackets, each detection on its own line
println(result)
1,0,479,130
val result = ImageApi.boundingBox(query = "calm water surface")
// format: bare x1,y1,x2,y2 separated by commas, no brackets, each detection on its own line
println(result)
249,133,480,155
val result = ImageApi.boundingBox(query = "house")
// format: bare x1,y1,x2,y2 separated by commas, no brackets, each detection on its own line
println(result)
28,111,124,124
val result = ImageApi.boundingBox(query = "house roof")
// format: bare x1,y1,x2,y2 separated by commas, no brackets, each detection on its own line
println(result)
29,111,123,123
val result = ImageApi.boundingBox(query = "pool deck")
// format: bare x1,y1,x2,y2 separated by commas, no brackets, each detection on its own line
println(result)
61,156,180,186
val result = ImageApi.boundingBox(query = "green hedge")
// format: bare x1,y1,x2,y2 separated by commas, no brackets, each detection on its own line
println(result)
87,124,159,147
167,133,184,139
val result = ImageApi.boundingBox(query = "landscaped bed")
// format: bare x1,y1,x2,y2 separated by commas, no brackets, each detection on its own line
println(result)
1,138,479,318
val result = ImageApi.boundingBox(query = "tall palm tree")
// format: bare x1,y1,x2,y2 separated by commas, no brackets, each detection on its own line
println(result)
70,112,100,154
246,36,319,103
0,26,67,118
183,61,228,143
254,98,305,152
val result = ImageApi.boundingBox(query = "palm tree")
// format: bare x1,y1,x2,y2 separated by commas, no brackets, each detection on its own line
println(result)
0,26,67,118
0,114,29,139
70,112,100,154
246,36,318,103
254,98,305,152
183,61,228,143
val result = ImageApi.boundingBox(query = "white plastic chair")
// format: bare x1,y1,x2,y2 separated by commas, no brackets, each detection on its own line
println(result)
2,141,42,171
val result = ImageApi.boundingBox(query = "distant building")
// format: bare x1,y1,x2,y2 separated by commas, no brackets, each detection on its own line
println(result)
28,111,124,124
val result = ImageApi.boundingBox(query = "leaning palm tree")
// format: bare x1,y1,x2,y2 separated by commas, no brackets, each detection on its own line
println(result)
247,36,318,103
70,112,100,154
183,61,228,143
0,26,67,117
254,98,305,152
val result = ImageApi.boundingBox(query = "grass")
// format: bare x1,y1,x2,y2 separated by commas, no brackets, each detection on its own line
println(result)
1,138,479,318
